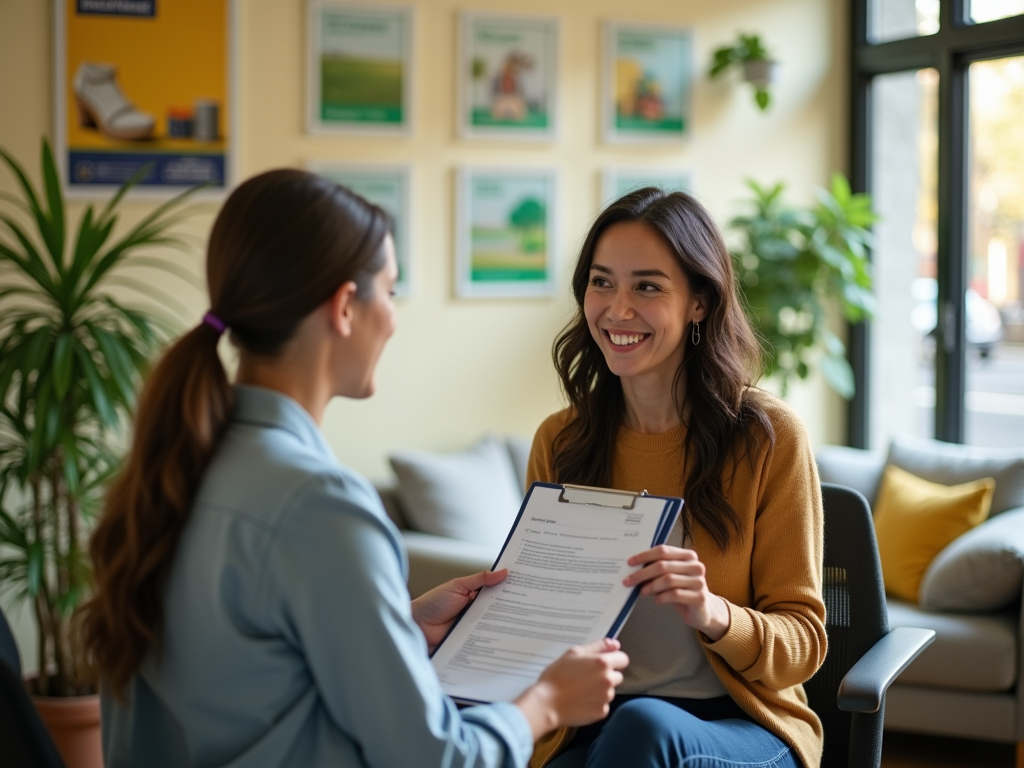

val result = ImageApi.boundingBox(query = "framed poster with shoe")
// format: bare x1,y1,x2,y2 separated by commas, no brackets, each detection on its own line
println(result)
55,0,236,197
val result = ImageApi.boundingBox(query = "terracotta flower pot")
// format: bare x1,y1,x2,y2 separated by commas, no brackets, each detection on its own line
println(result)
31,691,103,768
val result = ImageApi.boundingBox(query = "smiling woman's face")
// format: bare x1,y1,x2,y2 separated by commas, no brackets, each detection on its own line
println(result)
584,221,707,385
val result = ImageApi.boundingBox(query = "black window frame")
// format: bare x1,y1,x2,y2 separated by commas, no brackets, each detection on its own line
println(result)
849,0,1024,447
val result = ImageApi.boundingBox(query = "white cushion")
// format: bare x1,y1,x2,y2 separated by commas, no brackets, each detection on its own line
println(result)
919,508,1024,611
888,435,1024,516
389,435,523,548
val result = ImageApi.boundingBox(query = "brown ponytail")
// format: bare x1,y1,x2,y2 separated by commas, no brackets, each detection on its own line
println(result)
76,169,389,697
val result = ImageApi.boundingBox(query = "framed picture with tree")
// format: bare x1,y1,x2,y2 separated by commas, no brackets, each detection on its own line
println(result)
455,167,559,298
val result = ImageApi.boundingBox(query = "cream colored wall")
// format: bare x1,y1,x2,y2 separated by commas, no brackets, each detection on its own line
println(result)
239,0,851,477
1,0,848,667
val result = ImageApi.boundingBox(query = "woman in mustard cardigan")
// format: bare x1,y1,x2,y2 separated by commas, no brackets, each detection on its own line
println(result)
526,189,827,768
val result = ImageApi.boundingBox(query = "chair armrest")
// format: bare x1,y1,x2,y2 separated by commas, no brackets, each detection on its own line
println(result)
837,626,936,713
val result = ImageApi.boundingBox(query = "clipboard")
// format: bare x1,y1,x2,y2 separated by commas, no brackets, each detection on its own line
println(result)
430,481,683,704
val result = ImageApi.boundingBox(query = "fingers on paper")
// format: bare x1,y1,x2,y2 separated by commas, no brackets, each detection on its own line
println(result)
642,574,706,599
575,637,620,655
624,554,705,588
459,568,508,591
627,545,699,567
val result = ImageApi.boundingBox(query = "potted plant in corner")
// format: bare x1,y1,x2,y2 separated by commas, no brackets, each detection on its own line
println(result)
0,139,200,768
729,174,877,399
708,32,778,111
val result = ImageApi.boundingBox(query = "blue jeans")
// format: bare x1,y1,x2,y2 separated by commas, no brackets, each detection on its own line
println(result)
547,696,800,768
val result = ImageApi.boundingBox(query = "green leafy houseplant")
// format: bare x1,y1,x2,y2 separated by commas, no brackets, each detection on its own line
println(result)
708,32,777,111
0,139,199,696
730,174,877,399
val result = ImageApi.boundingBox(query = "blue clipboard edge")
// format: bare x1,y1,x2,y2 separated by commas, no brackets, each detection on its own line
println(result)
431,481,684,703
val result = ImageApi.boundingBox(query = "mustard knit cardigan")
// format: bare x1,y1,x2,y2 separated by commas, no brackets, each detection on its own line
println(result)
525,391,827,768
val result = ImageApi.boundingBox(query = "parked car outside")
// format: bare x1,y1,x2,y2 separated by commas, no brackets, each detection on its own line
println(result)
910,277,1003,358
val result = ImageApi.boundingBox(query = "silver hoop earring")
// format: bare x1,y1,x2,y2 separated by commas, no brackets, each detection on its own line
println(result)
691,321,701,345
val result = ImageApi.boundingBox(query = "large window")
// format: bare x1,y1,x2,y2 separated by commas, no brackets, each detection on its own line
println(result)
850,0,1024,449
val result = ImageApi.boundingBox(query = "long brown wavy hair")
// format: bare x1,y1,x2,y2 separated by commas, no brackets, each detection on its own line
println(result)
552,188,772,548
76,169,389,698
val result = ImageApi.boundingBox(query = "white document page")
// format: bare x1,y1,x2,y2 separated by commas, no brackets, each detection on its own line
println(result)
430,484,678,704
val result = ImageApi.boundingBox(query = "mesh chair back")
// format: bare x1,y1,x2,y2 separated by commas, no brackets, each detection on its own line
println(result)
805,483,889,768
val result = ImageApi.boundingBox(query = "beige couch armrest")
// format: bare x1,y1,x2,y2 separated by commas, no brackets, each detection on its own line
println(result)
403,531,497,598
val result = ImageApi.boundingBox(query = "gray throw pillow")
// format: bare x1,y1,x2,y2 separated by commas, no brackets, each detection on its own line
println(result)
888,435,1024,516
389,435,523,548
919,508,1024,611
815,445,886,505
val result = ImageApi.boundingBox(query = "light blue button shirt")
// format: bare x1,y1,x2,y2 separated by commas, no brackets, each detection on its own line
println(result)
101,385,533,768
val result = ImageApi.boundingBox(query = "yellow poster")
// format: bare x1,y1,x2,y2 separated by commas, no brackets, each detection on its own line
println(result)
58,0,232,194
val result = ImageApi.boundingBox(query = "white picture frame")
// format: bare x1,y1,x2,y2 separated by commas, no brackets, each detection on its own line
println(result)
307,1,414,135
602,20,694,144
309,162,413,297
600,167,694,209
457,11,560,141
456,167,559,298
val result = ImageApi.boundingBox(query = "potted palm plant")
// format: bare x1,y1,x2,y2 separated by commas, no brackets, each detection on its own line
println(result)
729,174,877,399
0,139,200,766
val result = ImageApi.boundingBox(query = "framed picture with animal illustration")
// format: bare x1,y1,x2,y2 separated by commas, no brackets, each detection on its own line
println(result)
54,0,237,197
455,167,559,298
457,11,559,141
309,162,413,298
307,1,414,135
602,20,693,144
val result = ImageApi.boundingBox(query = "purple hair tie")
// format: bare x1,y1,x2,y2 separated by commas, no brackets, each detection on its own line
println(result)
202,311,227,336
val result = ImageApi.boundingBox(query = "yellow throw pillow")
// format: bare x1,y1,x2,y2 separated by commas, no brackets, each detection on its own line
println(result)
874,465,995,603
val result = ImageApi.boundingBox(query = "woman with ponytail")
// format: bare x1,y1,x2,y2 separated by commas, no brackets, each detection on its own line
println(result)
77,169,628,768
526,189,827,768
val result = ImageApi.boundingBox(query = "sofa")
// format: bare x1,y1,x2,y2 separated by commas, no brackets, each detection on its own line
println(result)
377,432,1024,762
816,436,1024,758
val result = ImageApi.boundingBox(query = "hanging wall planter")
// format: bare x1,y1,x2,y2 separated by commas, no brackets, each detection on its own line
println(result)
742,59,779,90
709,33,778,111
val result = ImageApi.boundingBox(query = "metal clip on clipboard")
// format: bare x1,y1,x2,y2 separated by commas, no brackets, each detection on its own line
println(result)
557,483,649,510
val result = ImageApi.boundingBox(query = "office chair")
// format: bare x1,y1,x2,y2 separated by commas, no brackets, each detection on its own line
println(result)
0,604,67,768
806,483,935,768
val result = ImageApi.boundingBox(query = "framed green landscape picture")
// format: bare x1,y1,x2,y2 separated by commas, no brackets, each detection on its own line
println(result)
457,11,559,141
603,21,693,143
310,162,412,297
308,1,413,134
600,167,693,209
456,167,558,298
